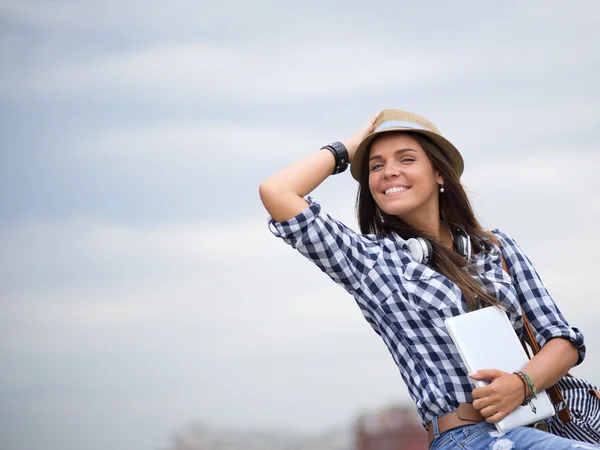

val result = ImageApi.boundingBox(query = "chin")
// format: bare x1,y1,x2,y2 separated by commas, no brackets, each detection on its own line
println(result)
382,208,411,220
382,202,422,222
379,204,415,218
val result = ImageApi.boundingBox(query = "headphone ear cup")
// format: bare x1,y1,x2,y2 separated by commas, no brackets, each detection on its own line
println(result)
406,238,424,263
454,234,465,259
464,234,472,260
453,228,472,260
422,238,433,264
407,237,432,264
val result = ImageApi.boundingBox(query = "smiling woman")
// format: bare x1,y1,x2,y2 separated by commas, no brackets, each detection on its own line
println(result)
258,109,599,449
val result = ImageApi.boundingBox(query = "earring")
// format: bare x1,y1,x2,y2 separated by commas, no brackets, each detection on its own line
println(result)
439,184,445,193
377,208,385,223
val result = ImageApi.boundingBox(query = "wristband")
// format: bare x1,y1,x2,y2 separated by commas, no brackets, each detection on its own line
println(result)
321,141,349,175
514,371,538,413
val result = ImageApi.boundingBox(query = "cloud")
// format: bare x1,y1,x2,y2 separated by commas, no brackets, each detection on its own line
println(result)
66,121,324,166
517,0,600,26
0,0,216,35
464,150,598,189
3,41,450,100
4,11,599,105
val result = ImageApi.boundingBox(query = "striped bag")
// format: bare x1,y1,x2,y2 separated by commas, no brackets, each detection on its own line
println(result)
550,376,600,442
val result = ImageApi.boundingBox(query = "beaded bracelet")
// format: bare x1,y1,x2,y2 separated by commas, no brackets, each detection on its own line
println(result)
514,371,538,413
514,371,528,403
522,372,537,398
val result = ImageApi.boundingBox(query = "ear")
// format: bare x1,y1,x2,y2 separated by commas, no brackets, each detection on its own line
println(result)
436,172,444,185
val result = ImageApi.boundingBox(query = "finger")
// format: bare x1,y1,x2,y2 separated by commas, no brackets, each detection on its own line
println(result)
472,396,493,411
469,369,502,380
472,384,492,399
485,410,507,424
479,403,501,418
365,116,377,130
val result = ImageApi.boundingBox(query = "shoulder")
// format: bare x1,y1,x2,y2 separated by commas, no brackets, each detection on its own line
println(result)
489,229,516,247
488,229,531,263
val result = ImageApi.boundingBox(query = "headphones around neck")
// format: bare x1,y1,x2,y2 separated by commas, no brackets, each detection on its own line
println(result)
396,225,472,265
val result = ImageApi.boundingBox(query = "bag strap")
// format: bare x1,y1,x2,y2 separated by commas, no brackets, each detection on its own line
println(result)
498,247,572,424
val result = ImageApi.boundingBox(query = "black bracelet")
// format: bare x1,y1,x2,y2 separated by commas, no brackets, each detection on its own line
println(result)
321,141,349,175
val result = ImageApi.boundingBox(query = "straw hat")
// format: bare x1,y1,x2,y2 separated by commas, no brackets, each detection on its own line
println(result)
350,109,464,181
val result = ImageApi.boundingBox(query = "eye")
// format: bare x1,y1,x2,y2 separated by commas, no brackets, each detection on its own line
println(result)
400,157,416,163
369,163,383,172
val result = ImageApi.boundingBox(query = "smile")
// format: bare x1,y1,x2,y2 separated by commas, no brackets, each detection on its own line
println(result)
384,186,410,195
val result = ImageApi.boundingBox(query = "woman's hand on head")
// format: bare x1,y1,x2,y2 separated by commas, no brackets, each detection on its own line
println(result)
259,112,378,222
342,113,379,163
470,369,525,424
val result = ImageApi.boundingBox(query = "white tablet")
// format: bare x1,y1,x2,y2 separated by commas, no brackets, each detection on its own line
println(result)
445,306,555,433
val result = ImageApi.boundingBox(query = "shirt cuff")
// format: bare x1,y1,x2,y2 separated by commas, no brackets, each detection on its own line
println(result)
539,325,586,366
267,196,321,248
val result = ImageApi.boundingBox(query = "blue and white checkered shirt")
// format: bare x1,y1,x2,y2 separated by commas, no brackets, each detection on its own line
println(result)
268,197,586,426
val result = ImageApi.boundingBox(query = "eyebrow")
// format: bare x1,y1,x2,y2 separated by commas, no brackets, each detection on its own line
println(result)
368,148,417,162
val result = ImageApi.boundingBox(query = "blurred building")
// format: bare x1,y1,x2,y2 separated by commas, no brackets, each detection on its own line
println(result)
162,406,427,449
354,406,427,450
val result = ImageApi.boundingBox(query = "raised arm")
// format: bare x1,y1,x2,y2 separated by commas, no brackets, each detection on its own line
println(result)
259,115,377,222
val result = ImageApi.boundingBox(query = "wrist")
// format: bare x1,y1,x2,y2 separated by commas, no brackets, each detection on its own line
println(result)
321,141,349,175
341,140,353,162
511,373,527,402
514,371,538,410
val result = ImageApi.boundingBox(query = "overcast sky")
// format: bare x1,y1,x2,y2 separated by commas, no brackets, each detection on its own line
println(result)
1,1,600,450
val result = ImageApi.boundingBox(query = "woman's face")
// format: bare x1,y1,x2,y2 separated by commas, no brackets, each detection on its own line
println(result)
367,133,443,225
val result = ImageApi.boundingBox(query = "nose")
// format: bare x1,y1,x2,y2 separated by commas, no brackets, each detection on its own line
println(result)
382,161,400,178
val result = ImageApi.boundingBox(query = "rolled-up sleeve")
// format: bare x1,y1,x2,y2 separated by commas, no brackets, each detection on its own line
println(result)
268,197,381,293
493,230,586,365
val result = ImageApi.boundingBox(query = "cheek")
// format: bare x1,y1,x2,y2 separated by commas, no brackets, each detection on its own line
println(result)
367,173,378,196
414,168,438,190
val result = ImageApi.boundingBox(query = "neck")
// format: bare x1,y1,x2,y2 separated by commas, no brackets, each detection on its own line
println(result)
400,210,453,250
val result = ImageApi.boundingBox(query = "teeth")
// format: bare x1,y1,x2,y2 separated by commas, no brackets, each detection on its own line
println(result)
385,186,408,195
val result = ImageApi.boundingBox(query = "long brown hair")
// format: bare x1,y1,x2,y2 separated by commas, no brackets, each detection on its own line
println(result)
355,131,500,311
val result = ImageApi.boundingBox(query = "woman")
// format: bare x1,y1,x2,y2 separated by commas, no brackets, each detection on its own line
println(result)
259,109,595,449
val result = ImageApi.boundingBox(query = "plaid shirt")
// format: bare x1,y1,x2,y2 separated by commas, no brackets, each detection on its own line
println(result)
268,197,586,425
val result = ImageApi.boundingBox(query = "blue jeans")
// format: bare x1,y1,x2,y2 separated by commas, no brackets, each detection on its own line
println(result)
430,421,600,449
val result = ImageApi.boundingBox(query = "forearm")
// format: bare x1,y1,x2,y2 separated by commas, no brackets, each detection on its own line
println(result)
522,337,578,392
259,148,336,222
470,338,578,422
259,114,377,223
